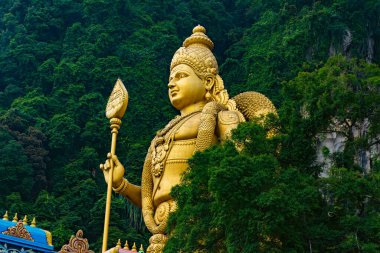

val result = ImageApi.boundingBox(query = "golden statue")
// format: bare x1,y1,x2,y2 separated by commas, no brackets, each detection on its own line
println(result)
101,25,276,253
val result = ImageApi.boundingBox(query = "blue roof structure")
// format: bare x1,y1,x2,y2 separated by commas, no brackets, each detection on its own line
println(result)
0,219,54,253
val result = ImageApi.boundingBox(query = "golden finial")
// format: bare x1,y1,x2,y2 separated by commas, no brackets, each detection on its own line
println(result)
123,240,130,250
132,242,137,252
193,24,206,34
12,213,18,222
116,239,121,248
31,217,36,227
3,211,8,220
139,244,144,251
23,215,28,225
183,24,213,49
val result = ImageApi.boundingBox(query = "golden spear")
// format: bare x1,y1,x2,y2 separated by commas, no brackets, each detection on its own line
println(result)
102,78,128,252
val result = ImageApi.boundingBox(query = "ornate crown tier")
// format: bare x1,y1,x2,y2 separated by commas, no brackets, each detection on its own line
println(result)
170,25,218,76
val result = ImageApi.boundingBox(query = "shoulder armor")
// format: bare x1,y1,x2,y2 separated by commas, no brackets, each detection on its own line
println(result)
217,110,244,141
218,110,240,125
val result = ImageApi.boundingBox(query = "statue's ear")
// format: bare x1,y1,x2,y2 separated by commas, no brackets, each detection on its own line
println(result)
204,74,229,105
204,75,215,90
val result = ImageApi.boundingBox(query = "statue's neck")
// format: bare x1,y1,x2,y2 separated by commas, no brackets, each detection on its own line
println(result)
180,101,206,116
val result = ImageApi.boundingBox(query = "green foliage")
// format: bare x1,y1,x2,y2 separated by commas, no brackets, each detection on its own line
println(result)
320,167,380,252
166,122,325,252
283,55,380,171
0,130,33,198
222,0,380,104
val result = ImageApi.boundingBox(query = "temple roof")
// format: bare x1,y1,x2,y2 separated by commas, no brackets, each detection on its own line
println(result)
0,218,54,253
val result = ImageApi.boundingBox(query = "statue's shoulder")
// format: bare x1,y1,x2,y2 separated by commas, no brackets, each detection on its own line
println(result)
217,110,244,141
216,91,277,141
218,110,243,125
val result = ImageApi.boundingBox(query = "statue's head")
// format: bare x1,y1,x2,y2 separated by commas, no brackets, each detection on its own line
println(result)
168,25,228,111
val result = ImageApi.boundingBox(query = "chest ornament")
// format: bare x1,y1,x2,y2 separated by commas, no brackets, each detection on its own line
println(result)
151,110,200,178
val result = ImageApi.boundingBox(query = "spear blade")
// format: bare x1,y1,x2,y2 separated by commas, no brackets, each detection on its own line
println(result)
106,78,128,119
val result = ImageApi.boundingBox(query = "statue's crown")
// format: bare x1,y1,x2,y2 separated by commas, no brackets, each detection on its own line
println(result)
170,25,218,75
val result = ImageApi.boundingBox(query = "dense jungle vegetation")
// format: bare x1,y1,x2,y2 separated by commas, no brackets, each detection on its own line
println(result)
0,0,379,252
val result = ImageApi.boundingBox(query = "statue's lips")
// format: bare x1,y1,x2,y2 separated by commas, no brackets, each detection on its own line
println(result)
170,90,179,97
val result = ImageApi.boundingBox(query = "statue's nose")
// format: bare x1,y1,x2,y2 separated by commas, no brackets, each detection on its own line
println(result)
168,81,175,89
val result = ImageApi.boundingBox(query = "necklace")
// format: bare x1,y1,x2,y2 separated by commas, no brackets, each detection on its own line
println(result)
151,110,201,177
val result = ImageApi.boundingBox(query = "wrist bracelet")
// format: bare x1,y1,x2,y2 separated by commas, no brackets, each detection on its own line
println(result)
113,178,129,194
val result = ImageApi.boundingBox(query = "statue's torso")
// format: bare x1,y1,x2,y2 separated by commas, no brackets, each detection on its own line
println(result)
151,110,242,207
152,113,218,207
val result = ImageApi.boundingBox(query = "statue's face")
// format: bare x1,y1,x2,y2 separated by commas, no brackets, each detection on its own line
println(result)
168,64,207,110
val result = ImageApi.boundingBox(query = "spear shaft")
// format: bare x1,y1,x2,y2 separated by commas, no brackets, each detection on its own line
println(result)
102,118,121,252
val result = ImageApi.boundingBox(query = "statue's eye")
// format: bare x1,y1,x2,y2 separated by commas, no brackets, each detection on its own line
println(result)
178,73,188,79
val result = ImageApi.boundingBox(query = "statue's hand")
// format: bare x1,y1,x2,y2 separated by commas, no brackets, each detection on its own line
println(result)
99,153,125,188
